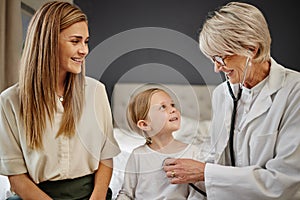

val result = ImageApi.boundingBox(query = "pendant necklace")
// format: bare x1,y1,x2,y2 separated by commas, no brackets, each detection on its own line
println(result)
58,95,64,102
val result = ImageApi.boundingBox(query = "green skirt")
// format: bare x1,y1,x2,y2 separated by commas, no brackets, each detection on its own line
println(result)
7,174,112,200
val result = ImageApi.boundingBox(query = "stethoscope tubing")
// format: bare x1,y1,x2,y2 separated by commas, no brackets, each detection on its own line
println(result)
226,80,243,166
226,56,250,166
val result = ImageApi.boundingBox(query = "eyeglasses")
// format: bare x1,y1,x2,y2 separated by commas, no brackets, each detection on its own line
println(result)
212,55,227,66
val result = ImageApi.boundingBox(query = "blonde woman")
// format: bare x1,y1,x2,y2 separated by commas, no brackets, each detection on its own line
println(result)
163,2,300,200
0,1,120,199
116,88,205,200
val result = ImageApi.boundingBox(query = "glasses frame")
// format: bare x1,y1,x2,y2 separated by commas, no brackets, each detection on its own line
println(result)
212,55,227,66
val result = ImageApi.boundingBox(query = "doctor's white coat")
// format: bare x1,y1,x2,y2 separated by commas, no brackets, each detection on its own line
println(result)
205,58,300,200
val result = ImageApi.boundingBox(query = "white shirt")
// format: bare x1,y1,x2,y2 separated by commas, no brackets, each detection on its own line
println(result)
0,77,120,183
116,143,205,200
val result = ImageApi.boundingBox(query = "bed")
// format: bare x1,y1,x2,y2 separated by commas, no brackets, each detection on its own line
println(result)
109,83,216,199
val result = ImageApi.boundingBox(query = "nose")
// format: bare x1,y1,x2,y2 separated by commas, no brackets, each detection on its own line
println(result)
79,43,89,56
169,106,176,113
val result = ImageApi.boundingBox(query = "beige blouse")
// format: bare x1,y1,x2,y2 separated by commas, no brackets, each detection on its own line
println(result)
0,77,120,183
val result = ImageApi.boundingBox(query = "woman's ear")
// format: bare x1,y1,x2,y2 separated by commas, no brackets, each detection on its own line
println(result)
137,120,151,131
248,47,259,58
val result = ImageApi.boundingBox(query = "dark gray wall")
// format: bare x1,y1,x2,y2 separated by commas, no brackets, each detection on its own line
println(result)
74,0,300,99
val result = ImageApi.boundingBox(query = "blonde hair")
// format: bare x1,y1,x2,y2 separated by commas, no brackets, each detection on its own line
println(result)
199,2,271,63
127,88,166,136
19,1,87,149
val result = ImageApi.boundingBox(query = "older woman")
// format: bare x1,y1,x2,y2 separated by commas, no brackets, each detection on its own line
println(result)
163,2,300,200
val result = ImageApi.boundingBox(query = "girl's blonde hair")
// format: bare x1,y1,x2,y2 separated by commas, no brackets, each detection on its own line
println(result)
127,88,166,136
199,2,271,63
19,1,87,149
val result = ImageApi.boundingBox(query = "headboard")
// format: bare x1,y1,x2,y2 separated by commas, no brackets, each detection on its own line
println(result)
111,83,216,130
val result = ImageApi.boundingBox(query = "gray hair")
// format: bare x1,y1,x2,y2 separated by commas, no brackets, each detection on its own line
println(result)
199,2,271,63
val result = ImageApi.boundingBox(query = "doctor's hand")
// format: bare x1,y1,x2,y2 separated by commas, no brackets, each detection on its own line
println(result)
163,158,206,184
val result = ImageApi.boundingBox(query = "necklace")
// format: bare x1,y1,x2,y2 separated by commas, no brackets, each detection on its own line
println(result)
58,95,64,102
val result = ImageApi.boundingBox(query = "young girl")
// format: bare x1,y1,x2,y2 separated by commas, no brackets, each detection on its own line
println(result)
116,88,205,200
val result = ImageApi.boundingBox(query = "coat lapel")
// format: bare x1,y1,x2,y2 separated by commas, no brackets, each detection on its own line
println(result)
242,89,272,126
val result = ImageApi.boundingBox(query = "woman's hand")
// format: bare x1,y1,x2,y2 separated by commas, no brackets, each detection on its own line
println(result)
163,158,206,184
89,159,113,200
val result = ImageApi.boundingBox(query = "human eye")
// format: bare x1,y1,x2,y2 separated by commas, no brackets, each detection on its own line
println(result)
71,40,79,44
159,104,166,111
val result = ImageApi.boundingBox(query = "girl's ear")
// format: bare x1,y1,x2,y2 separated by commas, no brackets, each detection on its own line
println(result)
137,120,151,131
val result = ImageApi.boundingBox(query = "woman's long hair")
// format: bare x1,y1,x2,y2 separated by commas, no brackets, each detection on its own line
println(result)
19,1,87,149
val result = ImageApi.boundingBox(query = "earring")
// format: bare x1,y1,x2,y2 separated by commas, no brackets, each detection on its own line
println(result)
142,131,152,145
145,137,152,145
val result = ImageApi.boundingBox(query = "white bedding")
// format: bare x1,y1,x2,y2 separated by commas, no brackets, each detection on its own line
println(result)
0,175,12,200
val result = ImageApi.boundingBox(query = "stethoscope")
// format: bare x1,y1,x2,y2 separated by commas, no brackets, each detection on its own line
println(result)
188,57,251,197
226,56,250,166
226,79,242,166
166,57,251,197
